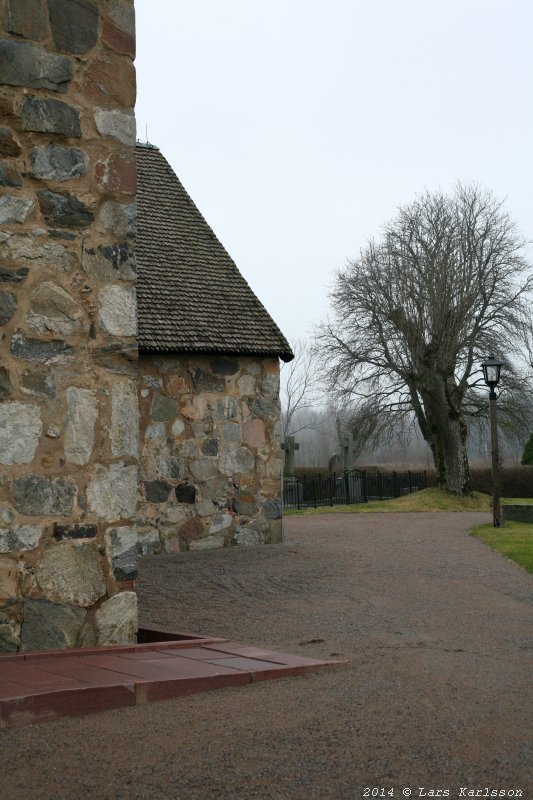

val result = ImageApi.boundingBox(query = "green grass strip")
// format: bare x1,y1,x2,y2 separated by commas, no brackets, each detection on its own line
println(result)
469,521,533,574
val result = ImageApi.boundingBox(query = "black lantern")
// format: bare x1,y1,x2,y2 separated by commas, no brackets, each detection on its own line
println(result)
481,355,504,527
481,355,504,390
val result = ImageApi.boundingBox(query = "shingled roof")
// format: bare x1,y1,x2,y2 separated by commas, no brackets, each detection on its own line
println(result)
135,142,293,361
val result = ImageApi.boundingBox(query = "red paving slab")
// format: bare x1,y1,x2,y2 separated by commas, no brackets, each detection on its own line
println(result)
36,659,144,687
0,636,342,729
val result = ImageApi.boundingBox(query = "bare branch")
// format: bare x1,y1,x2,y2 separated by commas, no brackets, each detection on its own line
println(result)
280,339,324,438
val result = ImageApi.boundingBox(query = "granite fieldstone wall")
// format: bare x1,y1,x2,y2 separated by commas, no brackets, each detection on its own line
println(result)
0,0,138,652
137,355,283,553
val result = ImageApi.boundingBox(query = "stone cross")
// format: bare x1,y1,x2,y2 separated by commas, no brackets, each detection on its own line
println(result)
342,432,355,471
281,435,299,480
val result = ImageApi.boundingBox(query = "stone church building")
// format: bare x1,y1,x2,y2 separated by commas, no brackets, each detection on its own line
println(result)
0,0,292,653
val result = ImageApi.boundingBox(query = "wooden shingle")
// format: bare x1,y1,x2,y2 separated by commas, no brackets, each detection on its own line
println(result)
136,143,293,361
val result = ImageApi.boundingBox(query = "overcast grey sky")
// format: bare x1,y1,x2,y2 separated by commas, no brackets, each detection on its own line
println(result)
135,1,532,344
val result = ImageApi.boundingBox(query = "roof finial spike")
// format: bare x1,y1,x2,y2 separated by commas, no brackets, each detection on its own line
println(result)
145,124,148,144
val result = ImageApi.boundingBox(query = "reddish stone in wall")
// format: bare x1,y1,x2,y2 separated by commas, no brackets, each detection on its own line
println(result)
94,153,136,195
243,418,266,448
81,55,136,108
102,17,135,59
0,95,16,118
166,375,188,396
0,127,21,157
179,517,204,542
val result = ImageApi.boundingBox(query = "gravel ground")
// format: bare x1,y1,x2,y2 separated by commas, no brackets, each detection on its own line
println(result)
1,511,532,800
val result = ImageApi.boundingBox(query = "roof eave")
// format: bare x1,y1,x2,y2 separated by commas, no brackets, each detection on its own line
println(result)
138,343,294,362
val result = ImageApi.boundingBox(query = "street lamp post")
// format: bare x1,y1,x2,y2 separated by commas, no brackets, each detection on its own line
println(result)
481,356,504,528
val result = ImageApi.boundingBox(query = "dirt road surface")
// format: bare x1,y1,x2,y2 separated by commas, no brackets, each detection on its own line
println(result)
1,512,532,800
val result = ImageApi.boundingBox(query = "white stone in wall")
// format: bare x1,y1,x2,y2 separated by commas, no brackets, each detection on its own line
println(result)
0,525,43,553
0,233,78,271
0,402,42,465
246,362,261,376
143,374,163,389
94,108,136,145
35,541,106,607
232,527,267,546
64,387,98,465
111,381,138,457
98,285,137,336
27,281,86,336
209,513,232,534
196,499,216,518
224,446,255,475
99,200,137,239
95,591,137,646
171,418,185,436
190,458,217,481
137,527,160,555
179,439,199,458
0,196,35,224
189,534,225,550
160,505,188,525
211,396,238,421
238,374,256,396
104,525,138,559
223,421,241,441
266,456,283,480
262,374,280,394
142,439,173,480
87,463,138,522
145,422,165,440
0,507,14,525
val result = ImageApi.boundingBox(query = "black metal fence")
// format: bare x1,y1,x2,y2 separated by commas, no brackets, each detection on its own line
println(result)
283,469,427,510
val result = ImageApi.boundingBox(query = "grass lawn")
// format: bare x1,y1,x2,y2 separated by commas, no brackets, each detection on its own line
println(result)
284,487,492,515
470,521,533,574
501,497,533,504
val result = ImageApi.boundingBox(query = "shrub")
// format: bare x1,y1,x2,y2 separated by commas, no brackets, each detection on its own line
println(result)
469,466,533,498
521,433,533,465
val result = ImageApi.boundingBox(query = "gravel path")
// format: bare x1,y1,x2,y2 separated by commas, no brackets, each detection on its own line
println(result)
1,511,532,800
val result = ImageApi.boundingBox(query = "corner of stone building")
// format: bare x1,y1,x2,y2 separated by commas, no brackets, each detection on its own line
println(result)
0,0,139,653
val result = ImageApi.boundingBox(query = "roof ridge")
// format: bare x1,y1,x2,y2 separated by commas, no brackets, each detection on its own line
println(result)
135,140,160,150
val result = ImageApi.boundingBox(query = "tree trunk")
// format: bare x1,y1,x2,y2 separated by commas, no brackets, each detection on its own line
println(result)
420,379,471,495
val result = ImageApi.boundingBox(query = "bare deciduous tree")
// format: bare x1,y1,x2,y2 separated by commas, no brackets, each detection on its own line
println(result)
318,184,533,494
280,339,323,439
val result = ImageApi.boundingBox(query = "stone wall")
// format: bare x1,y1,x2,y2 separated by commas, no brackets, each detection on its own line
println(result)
137,354,283,553
0,0,138,652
